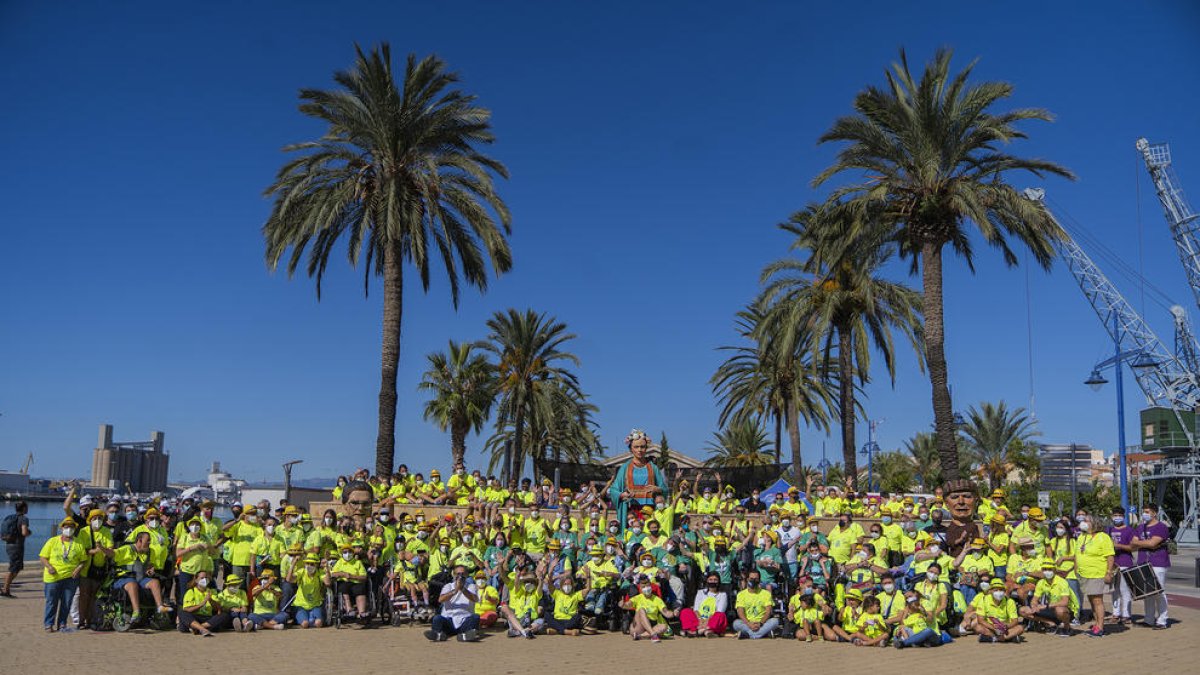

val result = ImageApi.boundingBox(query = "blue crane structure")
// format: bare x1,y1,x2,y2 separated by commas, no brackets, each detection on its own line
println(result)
1024,187,1200,538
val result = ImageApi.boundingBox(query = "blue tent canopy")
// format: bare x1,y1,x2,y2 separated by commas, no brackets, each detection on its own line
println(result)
752,478,814,512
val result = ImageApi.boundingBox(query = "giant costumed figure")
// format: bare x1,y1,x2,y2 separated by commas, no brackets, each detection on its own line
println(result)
607,429,669,530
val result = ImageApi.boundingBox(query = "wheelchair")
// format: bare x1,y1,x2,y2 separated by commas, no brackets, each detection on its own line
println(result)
93,569,174,632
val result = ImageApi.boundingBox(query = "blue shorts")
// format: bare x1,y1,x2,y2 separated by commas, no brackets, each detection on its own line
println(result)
295,607,324,624
250,612,288,626
114,577,154,591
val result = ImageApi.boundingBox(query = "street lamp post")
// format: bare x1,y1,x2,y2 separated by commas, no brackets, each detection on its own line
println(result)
1083,314,1158,516
819,440,830,483
860,420,882,493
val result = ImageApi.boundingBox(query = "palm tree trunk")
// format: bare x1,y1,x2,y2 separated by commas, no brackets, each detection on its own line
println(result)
774,412,782,464
450,421,467,471
510,403,526,482
921,241,959,481
838,326,858,489
785,392,803,485
375,245,402,477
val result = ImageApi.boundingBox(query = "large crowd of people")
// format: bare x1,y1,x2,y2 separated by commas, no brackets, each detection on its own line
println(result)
16,430,1175,647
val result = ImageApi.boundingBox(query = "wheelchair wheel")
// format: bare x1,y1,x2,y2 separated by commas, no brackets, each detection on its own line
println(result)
149,610,174,631
111,605,134,633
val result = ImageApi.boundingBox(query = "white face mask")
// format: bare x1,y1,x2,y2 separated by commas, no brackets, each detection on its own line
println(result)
265,525,275,535
197,577,209,588
1055,527,1067,536
342,552,353,561
563,585,573,593
61,527,75,538
925,571,938,581
508,507,516,515
530,511,540,519
882,584,895,593
641,586,653,596
972,551,983,559
91,519,102,529
757,538,767,548
495,539,504,547
418,532,428,540
809,525,818,533
289,517,299,525
1042,570,1056,580
463,535,472,543
440,546,449,553
929,545,940,555
306,565,317,574
1078,520,1091,533
147,519,159,529
324,517,334,526
991,590,1005,602
1141,512,1154,523
189,524,201,534
606,546,615,555
523,583,535,592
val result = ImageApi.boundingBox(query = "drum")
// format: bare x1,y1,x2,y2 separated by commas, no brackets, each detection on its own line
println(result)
1121,563,1162,600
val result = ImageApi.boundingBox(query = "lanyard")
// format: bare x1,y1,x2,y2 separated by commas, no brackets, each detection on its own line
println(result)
60,538,72,562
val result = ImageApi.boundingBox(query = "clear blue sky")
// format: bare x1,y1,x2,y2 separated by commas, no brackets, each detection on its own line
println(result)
2,1,1199,483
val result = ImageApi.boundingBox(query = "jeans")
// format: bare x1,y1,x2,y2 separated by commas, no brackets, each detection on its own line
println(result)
960,585,977,605
1143,567,1169,626
899,627,940,647
545,613,581,632
177,571,193,606
44,578,78,629
432,613,479,636
732,617,779,639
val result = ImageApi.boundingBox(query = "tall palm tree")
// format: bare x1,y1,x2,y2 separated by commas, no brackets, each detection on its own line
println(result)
873,450,916,493
418,341,497,471
479,309,581,480
814,48,1073,479
960,401,1039,489
263,44,513,475
904,431,942,490
760,203,924,490
705,420,774,468
711,304,833,480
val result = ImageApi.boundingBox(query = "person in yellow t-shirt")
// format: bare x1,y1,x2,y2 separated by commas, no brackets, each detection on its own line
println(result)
1073,514,1115,637
286,554,330,628
473,571,501,628
851,596,890,646
177,570,231,636
622,574,675,642
893,592,941,648
972,581,1024,643
733,570,779,639
789,587,834,641
38,519,89,631
216,572,250,631
546,574,588,635
330,544,369,623
249,568,287,630
500,571,544,638
1020,561,1074,635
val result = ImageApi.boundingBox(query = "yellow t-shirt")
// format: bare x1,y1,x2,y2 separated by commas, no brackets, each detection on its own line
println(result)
475,584,500,614
987,531,1010,567
978,595,1019,621
736,588,773,623
38,536,89,583
252,585,282,614
216,587,248,612
630,593,667,623
506,580,542,617
959,553,995,576
1034,575,1073,605
176,533,214,575
902,609,929,634
294,567,325,610
858,611,887,638
1074,532,1115,579
182,587,217,617
552,589,584,620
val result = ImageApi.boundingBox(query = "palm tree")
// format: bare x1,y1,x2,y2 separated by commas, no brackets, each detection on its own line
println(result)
960,401,1039,489
262,45,513,475
760,203,924,490
904,431,942,490
479,309,581,480
483,380,600,477
711,304,833,480
418,341,497,471
705,420,774,468
814,48,1073,480
874,450,916,493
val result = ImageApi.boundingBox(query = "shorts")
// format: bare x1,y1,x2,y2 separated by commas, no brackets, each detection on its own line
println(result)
1080,577,1111,597
5,545,24,573
114,577,154,591
295,607,324,624
1034,608,1061,622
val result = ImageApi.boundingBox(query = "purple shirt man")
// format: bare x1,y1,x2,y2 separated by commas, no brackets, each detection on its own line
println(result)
1107,524,1136,568
1136,521,1171,568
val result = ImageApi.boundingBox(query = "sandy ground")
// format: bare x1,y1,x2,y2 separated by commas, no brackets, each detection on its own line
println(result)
0,579,1197,675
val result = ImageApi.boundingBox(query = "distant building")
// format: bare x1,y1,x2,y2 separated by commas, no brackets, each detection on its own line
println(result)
1039,443,1106,492
89,424,169,493
0,470,30,494
206,461,245,501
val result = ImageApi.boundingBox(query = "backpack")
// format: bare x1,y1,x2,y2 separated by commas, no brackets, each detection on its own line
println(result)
1,514,19,543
